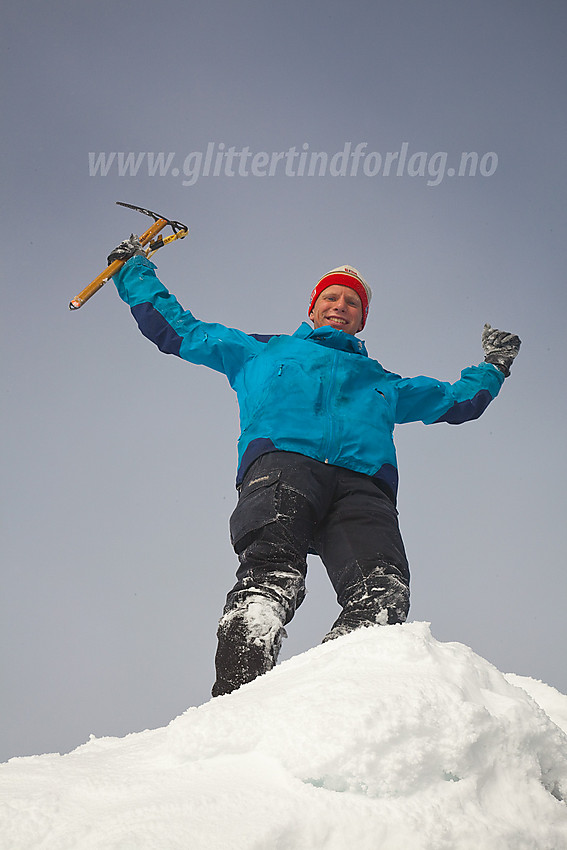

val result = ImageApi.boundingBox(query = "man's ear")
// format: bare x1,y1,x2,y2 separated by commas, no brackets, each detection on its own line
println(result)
309,310,315,322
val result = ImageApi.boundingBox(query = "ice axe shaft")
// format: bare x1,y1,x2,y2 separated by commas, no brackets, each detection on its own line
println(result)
69,218,168,310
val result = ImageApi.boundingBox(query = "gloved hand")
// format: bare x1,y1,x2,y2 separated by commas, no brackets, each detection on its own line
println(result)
107,234,146,266
482,323,521,377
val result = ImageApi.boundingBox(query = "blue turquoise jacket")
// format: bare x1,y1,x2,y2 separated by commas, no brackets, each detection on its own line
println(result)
113,256,505,502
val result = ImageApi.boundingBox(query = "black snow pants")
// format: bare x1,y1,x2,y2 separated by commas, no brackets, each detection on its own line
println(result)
212,451,410,696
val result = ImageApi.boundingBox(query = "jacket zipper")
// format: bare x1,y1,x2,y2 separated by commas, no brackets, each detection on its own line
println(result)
323,351,338,463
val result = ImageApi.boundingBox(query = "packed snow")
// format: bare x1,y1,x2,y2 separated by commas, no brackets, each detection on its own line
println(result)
1,622,566,850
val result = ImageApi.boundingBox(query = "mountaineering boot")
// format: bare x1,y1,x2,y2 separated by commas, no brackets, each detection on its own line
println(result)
322,565,409,642
212,595,287,696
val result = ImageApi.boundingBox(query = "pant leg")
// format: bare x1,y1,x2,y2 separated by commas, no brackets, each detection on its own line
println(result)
213,453,334,695
314,467,410,639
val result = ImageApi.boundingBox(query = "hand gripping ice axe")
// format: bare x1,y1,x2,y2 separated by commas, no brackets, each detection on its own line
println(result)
69,202,188,310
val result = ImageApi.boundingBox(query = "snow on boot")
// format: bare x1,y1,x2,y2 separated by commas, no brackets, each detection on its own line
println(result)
212,596,287,696
322,569,409,643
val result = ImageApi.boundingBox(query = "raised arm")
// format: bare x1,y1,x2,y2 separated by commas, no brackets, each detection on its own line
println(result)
394,324,520,425
110,238,261,383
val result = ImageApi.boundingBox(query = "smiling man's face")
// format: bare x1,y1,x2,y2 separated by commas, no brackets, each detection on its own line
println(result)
309,284,364,335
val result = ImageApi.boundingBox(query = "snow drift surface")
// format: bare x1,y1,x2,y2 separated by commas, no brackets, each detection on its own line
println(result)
1,622,566,850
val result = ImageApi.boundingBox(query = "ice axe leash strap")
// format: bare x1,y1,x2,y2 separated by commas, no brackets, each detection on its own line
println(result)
68,202,188,310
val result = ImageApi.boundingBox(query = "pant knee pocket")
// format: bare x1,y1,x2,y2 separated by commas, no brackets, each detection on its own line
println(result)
230,469,282,547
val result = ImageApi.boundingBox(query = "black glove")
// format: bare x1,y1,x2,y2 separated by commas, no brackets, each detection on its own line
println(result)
482,323,521,377
107,234,145,266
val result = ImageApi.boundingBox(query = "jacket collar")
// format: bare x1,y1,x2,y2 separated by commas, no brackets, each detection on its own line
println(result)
293,322,368,357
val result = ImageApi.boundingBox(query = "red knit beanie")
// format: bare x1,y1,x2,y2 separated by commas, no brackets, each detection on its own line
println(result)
308,265,372,329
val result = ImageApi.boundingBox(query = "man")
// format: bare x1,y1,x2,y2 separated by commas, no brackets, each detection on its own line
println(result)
108,236,521,696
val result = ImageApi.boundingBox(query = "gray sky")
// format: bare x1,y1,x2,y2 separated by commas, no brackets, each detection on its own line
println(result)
1,0,566,763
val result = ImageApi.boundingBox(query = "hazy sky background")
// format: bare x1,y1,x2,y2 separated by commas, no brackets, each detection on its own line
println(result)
2,0,566,763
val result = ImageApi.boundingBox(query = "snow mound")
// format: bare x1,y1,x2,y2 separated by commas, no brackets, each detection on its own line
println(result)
1,622,566,850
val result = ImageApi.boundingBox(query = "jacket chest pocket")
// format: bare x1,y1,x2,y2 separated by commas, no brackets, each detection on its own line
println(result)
351,386,395,429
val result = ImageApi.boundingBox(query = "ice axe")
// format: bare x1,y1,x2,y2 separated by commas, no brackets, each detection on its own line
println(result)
69,202,188,310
